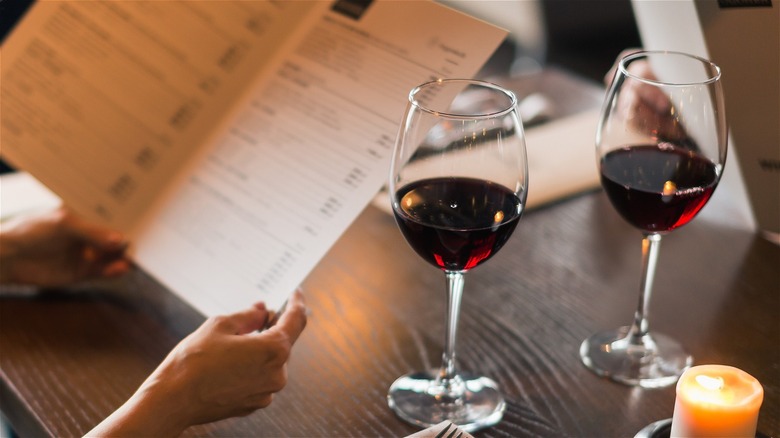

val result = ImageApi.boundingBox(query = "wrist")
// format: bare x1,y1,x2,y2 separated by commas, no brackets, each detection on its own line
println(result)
87,374,189,437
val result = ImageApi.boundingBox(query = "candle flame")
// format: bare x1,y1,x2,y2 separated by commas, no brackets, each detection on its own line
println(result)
696,374,725,391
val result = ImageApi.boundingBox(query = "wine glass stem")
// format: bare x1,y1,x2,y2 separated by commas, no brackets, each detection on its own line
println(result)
441,270,464,381
628,233,662,345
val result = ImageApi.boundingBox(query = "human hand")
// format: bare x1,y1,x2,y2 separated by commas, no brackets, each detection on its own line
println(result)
0,207,130,286
89,290,308,437
605,49,687,142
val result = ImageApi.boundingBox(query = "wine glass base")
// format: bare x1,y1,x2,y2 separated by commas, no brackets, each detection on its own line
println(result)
579,326,692,388
387,370,505,433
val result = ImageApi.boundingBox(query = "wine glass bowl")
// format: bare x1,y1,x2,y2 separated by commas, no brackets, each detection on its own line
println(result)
387,79,528,431
580,51,728,388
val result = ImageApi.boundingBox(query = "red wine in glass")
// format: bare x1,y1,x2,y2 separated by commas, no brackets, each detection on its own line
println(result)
387,79,527,431
393,177,523,272
580,51,727,388
600,144,719,233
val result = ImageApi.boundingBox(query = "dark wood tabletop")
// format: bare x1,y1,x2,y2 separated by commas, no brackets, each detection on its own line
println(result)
1,189,778,437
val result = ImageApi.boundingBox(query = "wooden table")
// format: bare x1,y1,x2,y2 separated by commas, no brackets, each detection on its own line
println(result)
1,190,778,437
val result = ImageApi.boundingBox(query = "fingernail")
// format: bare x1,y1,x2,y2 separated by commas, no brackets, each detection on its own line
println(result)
107,232,129,249
103,261,130,277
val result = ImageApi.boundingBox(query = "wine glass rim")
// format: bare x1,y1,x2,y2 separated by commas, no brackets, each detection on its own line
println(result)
409,78,518,119
619,50,722,86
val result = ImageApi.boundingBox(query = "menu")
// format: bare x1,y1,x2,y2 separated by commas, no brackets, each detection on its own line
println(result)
1,1,506,315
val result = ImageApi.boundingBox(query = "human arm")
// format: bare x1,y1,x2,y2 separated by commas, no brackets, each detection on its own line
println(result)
0,207,130,286
86,290,308,437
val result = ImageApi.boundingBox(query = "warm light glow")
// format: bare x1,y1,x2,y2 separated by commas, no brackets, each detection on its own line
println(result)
493,210,504,223
671,365,764,438
686,374,735,406
663,180,677,196
696,374,725,391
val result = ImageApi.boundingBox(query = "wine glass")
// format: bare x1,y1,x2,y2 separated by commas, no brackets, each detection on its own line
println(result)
387,79,528,432
580,51,728,388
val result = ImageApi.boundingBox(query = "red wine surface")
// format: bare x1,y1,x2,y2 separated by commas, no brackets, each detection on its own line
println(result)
393,177,523,272
600,144,719,233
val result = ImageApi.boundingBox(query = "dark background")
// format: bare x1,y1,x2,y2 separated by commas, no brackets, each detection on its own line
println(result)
543,0,641,82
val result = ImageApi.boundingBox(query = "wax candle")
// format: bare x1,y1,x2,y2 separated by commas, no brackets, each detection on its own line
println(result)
670,365,763,438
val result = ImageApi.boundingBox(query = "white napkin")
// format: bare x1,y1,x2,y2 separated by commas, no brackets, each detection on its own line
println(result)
405,421,474,438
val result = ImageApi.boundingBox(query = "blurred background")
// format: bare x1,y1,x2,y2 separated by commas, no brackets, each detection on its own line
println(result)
445,0,641,82
542,0,641,81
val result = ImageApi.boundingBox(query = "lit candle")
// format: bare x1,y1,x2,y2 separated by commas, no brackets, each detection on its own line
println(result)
671,365,764,437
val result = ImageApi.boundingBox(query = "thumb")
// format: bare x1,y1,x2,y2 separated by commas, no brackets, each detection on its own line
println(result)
268,289,307,345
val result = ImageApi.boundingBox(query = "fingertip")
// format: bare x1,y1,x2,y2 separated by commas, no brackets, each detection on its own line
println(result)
102,260,131,277
290,288,306,308
106,231,130,250
273,292,308,342
66,212,129,250
94,231,129,253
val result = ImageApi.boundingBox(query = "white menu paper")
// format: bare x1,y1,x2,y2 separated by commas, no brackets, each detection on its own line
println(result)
1,0,507,315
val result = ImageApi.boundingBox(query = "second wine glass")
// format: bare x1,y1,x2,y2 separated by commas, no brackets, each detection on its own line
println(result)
580,51,728,388
387,79,528,432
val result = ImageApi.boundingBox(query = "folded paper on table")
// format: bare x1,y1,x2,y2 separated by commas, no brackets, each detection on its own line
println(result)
374,107,602,214
524,107,601,208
